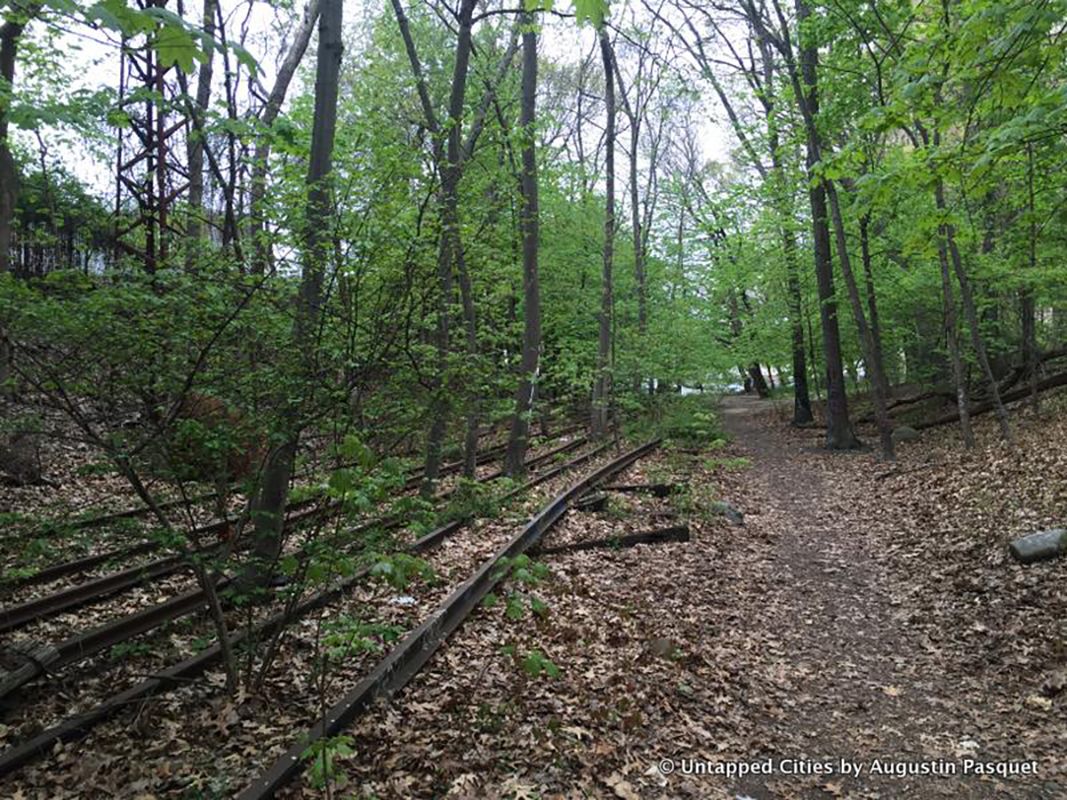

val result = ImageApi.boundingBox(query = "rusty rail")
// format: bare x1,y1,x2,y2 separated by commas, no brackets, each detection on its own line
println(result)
237,439,659,799
0,434,614,778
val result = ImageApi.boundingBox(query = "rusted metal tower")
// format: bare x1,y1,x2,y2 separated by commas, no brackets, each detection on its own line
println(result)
113,0,189,273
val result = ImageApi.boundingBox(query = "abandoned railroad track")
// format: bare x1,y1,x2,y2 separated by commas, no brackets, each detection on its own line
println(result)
0,432,613,779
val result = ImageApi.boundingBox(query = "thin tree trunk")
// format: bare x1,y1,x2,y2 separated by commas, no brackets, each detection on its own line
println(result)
768,132,811,423
934,185,974,448
806,308,822,401
456,239,480,480
859,212,891,399
591,28,615,438
825,182,895,459
185,0,216,270
248,0,321,275
247,0,343,581
1023,143,1039,412
792,0,859,449
613,62,647,341
945,219,1013,442
503,11,541,477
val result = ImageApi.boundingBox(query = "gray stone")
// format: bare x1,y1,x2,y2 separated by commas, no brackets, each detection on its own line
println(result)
712,501,744,526
1009,529,1067,564
891,425,921,444
0,432,42,486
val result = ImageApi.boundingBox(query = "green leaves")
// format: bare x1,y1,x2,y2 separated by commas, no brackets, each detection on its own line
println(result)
573,0,608,27
520,648,561,678
85,0,259,74
321,617,403,662
369,553,435,590
302,735,355,791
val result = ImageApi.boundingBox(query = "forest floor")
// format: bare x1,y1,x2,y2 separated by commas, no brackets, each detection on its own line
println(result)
3,393,1065,799
309,392,1067,800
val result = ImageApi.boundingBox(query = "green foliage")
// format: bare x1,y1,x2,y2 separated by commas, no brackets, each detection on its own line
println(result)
321,617,403,662
109,641,153,660
625,395,722,447
520,648,561,679
573,0,609,27
302,735,355,792
368,552,435,590
489,554,551,620
440,477,509,524
489,555,557,679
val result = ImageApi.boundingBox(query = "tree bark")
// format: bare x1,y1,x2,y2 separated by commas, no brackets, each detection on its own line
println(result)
0,3,41,277
788,0,860,449
932,176,974,448
184,0,216,270
591,28,615,438
0,2,41,395
248,0,321,275
859,212,891,399
824,182,895,459
747,364,770,398
503,11,541,478
611,55,648,342
946,220,1013,442
247,0,343,581
1023,143,1039,411
391,0,506,494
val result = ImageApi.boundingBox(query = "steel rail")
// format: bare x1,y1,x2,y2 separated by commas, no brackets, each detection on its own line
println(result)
0,432,583,622
238,439,659,799
0,436,593,704
2,428,578,593
0,434,616,778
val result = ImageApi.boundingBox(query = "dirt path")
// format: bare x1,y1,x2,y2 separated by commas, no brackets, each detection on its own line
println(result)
715,394,1059,800
167,394,1061,800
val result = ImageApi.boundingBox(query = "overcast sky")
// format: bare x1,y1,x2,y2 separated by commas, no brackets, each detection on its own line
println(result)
17,0,734,196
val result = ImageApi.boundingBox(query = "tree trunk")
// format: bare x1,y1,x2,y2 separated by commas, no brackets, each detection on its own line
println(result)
748,364,770,398
1,4,41,277
1022,142,1039,412
0,3,41,394
824,182,894,459
945,220,1013,442
933,181,974,448
859,213,891,398
793,0,859,450
184,0,216,270
247,0,343,581
248,0,321,275
591,28,615,438
503,11,541,478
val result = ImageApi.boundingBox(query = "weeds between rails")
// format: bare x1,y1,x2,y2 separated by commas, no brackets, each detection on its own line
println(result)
0,426,583,627
0,436,614,778
239,439,660,799
0,435,593,712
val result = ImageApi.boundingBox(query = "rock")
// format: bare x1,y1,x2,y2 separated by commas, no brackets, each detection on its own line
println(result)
711,501,744,526
891,425,921,444
1009,529,1067,564
0,431,42,486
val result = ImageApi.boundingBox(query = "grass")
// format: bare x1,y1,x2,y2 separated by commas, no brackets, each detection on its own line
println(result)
624,394,727,449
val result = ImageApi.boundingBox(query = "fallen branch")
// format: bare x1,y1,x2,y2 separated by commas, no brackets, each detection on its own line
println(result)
914,371,1067,430
534,524,689,556
574,492,608,512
